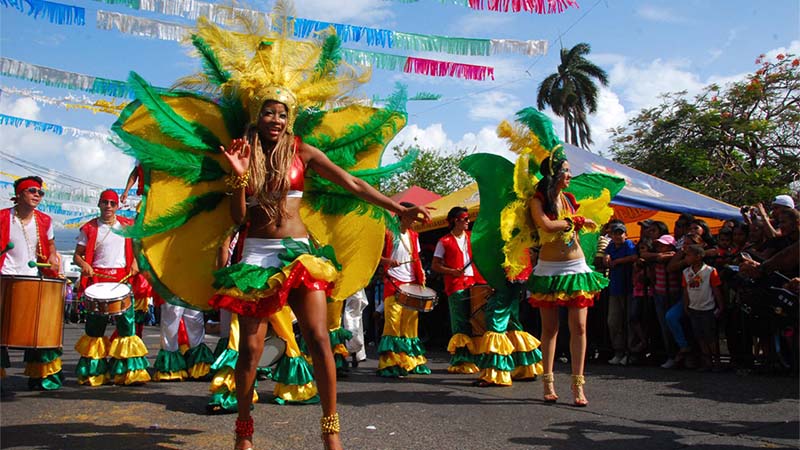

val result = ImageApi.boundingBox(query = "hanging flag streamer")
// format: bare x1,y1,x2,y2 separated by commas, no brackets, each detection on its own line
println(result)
88,0,547,57
388,0,578,14
1,0,86,25
0,57,170,98
97,11,496,81
1,86,124,115
0,112,111,141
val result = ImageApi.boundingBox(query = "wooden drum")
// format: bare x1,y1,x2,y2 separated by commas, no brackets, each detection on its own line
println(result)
0,275,66,348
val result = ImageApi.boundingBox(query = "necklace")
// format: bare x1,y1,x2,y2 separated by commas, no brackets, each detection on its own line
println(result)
14,207,42,261
98,216,117,246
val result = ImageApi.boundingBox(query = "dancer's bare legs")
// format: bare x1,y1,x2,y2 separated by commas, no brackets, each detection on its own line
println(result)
568,307,588,405
235,316,269,450
539,307,559,400
290,286,343,450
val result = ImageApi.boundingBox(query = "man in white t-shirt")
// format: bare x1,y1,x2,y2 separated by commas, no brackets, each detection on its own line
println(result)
432,206,487,374
376,202,431,377
73,189,151,386
0,175,63,390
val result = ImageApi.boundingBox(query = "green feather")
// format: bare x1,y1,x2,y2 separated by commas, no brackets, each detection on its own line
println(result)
293,107,326,138
127,72,221,153
515,107,561,151
118,191,226,238
191,34,231,86
314,34,342,75
115,129,226,184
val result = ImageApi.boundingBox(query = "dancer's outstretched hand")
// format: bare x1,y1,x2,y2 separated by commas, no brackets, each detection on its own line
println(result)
221,138,251,176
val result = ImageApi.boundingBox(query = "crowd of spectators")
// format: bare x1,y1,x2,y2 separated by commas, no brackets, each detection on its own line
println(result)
595,194,799,374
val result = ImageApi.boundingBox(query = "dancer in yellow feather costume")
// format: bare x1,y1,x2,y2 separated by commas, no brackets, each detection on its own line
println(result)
111,5,431,449
461,108,624,400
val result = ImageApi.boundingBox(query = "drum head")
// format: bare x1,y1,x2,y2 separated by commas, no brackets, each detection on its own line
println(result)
84,282,132,300
398,284,436,297
259,334,287,367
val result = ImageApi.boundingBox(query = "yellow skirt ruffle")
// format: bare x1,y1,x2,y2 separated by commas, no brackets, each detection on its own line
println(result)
274,382,318,403
75,335,111,359
24,358,61,378
377,351,427,372
108,336,149,359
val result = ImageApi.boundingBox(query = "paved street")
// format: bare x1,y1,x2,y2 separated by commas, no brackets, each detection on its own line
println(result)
1,323,798,450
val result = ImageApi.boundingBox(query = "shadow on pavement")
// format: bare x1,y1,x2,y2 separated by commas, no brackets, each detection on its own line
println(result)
0,422,198,449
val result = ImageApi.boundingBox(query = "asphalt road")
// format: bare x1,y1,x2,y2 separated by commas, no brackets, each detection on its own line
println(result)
1,323,798,450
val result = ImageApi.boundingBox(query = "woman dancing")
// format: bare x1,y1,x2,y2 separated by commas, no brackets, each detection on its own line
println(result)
527,154,608,407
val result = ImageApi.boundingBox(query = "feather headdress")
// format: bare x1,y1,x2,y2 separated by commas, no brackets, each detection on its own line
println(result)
175,1,371,129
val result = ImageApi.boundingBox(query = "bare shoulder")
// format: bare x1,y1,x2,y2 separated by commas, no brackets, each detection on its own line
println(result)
298,140,323,163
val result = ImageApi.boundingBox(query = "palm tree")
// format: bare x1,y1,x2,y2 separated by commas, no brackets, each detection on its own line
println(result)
536,42,609,149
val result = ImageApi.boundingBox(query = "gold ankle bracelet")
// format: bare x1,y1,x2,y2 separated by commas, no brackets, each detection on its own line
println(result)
321,413,340,435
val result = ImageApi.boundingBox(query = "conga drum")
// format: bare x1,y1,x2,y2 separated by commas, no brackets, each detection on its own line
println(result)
0,275,66,348
469,284,495,337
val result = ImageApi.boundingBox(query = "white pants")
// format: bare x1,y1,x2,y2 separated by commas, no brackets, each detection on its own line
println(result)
342,289,368,361
160,304,205,351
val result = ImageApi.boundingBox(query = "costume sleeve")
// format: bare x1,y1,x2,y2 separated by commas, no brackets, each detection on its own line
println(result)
433,241,445,259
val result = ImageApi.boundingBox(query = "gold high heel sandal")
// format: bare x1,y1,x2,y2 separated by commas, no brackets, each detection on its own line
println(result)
571,374,588,407
542,373,558,403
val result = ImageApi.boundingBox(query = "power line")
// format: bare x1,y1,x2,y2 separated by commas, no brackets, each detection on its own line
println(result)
0,149,105,189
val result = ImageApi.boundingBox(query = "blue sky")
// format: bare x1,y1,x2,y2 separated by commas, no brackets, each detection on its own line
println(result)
1,0,798,189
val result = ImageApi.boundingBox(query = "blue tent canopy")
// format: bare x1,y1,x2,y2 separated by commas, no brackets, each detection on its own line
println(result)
565,144,741,221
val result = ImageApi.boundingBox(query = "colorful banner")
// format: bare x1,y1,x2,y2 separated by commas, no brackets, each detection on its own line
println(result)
389,0,578,14
88,0,547,57
0,57,169,98
97,11,497,81
0,113,111,141
1,0,85,25
1,86,124,115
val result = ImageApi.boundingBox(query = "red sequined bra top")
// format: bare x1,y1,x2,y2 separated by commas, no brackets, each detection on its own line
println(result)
287,136,305,197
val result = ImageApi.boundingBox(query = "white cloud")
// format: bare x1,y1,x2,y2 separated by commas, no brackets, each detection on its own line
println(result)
636,5,689,24
467,91,521,122
63,135,134,188
763,40,800,60
608,57,705,110
587,88,628,153
389,123,452,153
456,127,514,161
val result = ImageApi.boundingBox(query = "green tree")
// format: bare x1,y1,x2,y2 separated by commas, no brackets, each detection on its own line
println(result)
536,42,609,149
609,53,800,206
381,145,474,196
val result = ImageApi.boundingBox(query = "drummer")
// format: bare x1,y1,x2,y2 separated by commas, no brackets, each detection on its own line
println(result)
376,202,431,377
0,175,64,390
431,206,486,374
73,189,151,386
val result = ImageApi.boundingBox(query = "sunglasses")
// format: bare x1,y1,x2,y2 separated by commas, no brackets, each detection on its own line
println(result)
100,200,118,206
25,187,45,196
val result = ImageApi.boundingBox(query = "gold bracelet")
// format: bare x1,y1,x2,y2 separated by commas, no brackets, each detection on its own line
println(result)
225,172,249,189
320,413,340,435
